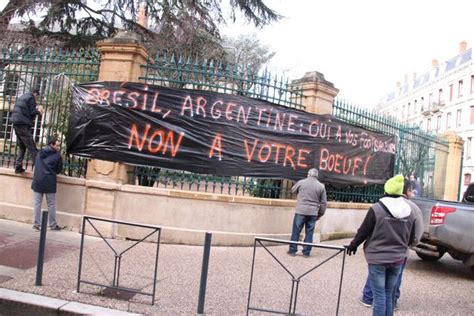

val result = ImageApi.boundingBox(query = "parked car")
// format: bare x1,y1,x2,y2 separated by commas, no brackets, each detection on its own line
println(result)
411,183,474,273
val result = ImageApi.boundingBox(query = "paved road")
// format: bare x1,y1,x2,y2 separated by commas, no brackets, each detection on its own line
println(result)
0,218,473,315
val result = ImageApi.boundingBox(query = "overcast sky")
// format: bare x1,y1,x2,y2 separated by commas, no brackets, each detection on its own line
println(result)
2,0,472,108
222,0,474,108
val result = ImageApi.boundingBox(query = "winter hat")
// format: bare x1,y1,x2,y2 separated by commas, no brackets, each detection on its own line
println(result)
384,174,404,196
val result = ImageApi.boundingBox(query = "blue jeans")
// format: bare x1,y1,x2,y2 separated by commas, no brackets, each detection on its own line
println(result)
289,214,317,255
362,259,406,304
368,263,403,316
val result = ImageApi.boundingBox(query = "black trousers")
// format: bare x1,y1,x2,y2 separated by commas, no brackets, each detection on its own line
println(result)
13,125,38,169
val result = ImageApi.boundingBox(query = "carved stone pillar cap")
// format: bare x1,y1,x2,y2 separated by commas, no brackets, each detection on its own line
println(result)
292,71,336,88
96,30,148,60
441,131,465,145
98,30,143,45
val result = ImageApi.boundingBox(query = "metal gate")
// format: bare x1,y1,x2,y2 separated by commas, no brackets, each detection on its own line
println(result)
0,47,100,177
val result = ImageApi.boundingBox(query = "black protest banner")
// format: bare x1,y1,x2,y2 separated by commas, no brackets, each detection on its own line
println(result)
67,81,396,185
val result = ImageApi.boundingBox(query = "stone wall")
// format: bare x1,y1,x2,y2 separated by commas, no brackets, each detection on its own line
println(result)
0,167,369,246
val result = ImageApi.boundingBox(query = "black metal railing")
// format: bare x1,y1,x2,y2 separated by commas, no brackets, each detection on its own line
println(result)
246,237,346,315
76,216,161,305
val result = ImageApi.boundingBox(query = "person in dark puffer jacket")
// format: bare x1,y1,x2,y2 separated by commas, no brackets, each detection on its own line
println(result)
31,136,63,231
10,89,43,173
346,175,420,316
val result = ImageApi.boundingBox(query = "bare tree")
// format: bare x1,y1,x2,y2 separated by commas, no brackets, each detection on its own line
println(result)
223,33,275,72
221,33,275,95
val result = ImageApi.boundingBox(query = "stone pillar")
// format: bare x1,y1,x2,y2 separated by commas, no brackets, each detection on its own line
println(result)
86,31,149,184
84,31,149,236
432,142,448,199
439,132,464,201
288,72,338,241
291,71,339,115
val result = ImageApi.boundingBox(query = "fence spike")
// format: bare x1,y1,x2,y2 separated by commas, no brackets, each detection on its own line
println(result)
233,63,239,76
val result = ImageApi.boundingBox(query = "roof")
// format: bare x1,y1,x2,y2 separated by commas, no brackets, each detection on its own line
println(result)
384,48,472,103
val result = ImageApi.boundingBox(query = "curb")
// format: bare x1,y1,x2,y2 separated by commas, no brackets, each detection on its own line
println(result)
0,288,142,316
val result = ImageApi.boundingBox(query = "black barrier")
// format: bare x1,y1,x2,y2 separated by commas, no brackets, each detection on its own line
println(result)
35,210,49,286
246,237,346,315
76,216,161,305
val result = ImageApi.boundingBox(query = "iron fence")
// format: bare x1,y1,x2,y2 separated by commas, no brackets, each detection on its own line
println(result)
133,52,450,202
333,99,449,200
140,51,305,110
0,47,100,177
0,45,450,202
134,166,294,198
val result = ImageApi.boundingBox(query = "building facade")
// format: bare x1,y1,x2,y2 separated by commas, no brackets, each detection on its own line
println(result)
376,41,474,198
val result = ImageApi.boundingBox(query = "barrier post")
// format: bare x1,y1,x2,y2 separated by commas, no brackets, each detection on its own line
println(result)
197,232,212,314
35,210,49,286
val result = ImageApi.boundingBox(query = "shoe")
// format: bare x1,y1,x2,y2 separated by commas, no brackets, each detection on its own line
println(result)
32,225,40,231
359,297,372,308
394,299,400,311
15,167,25,174
303,253,310,258
50,225,62,231
287,251,296,257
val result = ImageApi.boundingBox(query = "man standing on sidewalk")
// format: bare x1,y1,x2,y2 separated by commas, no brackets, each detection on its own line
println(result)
358,178,424,311
32,136,63,231
346,175,420,316
288,168,327,258
10,89,43,173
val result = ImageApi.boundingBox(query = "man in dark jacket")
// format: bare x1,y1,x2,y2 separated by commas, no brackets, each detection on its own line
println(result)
32,136,63,231
346,175,420,316
10,89,44,173
288,168,327,258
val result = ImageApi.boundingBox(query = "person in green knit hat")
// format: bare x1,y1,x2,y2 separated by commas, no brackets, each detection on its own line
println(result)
346,175,422,316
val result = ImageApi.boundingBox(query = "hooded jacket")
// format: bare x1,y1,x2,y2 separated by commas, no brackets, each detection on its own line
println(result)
10,92,40,127
31,145,63,193
349,195,418,264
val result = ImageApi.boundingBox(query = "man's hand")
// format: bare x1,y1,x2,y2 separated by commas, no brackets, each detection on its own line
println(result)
345,244,357,256
37,105,44,114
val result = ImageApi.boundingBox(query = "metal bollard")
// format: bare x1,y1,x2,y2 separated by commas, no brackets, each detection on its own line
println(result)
35,210,49,286
197,232,212,314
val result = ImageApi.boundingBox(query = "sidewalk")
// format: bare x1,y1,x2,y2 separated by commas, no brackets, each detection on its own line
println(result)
0,219,139,315
0,218,473,315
